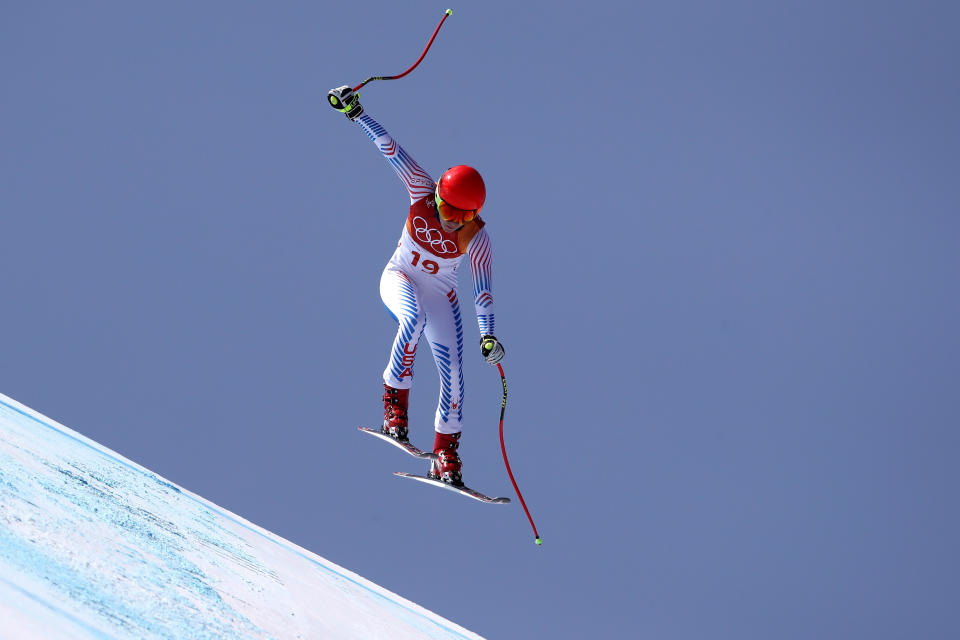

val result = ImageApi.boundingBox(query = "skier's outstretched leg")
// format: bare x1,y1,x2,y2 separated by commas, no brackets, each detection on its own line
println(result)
423,288,466,485
380,269,425,440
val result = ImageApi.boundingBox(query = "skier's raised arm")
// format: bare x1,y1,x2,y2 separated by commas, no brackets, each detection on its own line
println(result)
328,85,434,203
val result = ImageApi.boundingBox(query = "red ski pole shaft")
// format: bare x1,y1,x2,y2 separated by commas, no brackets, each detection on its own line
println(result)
352,9,453,92
496,363,542,545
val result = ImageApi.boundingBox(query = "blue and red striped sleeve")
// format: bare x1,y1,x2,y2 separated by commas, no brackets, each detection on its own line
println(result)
355,114,435,203
467,227,495,336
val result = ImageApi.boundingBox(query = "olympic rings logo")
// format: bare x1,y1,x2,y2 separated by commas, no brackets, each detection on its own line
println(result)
411,216,458,255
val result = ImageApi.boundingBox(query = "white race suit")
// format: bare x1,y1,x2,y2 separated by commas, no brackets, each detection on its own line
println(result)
355,114,496,436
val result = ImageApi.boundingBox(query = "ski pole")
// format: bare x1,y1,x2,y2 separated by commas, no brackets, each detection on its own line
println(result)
352,9,453,92
495,363,542,545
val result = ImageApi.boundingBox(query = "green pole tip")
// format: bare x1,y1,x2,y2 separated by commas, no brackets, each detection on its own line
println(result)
535,538,543,546
446,9,453,16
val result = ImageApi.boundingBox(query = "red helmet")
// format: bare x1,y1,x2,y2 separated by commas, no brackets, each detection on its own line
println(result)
436,165,486,211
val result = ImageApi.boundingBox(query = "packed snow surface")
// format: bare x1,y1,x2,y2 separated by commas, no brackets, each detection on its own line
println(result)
0,393,483,639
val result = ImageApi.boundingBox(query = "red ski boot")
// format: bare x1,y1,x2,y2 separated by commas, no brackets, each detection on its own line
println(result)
429,432,463,486
382,384,410,442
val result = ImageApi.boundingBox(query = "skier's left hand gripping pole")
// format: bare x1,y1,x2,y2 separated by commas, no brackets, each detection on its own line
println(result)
327,9,453,112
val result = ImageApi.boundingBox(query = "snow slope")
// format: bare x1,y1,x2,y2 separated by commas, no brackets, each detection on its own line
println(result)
0,393,483,640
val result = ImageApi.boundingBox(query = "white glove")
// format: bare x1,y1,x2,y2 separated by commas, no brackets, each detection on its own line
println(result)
480,335,505,364
327,85,364,120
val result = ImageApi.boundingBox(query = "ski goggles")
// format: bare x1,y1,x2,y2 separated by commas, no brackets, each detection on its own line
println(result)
434,193,479,224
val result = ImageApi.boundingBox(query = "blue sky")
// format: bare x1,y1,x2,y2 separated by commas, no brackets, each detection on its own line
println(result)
2,2,958,638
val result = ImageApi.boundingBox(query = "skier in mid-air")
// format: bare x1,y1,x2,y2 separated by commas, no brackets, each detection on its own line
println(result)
328,85,505,487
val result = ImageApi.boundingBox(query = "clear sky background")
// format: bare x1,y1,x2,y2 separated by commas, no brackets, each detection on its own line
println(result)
2,2,958,639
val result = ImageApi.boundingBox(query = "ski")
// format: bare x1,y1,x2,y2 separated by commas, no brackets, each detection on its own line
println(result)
358,426,437,460
394,472,511,504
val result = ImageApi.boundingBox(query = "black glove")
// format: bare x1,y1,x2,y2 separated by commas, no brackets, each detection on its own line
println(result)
480,335,505,364
327,85,364,121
